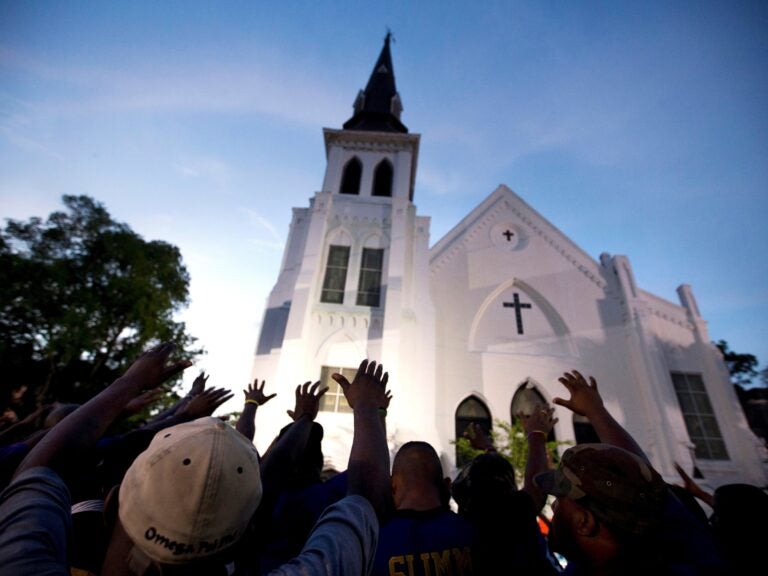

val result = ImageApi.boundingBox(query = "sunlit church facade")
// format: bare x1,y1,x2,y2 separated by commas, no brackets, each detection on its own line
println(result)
251,36,767,489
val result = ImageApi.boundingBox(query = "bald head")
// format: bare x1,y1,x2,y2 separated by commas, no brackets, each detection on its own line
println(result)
391,441,447,510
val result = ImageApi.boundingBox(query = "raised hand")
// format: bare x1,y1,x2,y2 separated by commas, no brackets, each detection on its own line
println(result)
517,403,558,439
552,370,604,418
177,387,234,419
123,388,165,416
463,422,495,452
190,370,209,396
235,379,275,442
333,359,389,412
122,342,192,389
245,378,277,407
287,380,327,421
554,369,647,458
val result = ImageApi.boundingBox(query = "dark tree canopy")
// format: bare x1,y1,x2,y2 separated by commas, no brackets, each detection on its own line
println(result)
716,343,768,446
715,340,760,388
0,195,201,414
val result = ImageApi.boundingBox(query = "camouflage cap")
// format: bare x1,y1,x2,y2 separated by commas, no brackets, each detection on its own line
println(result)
534,443,666,535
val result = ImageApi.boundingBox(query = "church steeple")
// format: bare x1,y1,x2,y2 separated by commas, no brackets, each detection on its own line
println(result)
343,32,408,134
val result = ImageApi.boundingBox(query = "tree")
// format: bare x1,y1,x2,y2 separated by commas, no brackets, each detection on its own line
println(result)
0,195,201,415
714,340,767,446
714,340,760,388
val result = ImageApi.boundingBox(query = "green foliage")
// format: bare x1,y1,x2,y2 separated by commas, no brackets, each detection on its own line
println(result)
0,195,202,415
453,418,570,485
715,340,761,388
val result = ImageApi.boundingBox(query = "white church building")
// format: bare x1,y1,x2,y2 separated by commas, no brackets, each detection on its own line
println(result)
251,35,767,489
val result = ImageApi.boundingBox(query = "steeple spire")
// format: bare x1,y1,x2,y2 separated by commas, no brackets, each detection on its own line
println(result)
343,32,408,133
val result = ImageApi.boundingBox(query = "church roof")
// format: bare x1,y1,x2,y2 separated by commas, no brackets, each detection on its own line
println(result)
343,32,408,134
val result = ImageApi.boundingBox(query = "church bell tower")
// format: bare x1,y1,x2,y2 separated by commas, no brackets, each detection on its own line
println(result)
251,34,437,467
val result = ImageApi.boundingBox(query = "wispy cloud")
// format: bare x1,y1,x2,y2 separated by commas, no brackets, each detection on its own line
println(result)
417,164,467,197
242,208,282,242
1,46,348,128
0,101,64,161
173,157,232,186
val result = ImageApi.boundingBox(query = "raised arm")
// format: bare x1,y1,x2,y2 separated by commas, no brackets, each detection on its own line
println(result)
150,386,233,428
553,370,647,460
14,342,191,482
462,421,496,453
0,403,54,447
333,359,392,520
674,462,715,508
517,403,557,511
260,380,326,482
236,378,276,441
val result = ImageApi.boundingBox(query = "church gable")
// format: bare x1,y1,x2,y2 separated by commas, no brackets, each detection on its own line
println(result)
429,184,623,357
430,185,605,292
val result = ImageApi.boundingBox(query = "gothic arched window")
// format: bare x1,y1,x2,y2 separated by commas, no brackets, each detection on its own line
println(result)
372,159,393,197
511,379,556,443
340,157,362,195
455,396,491,468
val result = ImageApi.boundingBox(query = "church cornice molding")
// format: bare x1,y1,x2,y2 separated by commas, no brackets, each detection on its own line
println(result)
643,303,695,330
635,289,695,330
618,300,693,331
328,213,393,234
340,139,415,154
324,128,419,155
312,307,385,332
331,213,390,223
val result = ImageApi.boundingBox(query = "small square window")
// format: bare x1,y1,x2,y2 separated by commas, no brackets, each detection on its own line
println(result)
318,366,356,413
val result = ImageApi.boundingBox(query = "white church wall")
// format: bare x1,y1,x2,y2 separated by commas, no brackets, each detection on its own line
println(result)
252,39,766,489
632,284,767,485
431,186,708,480
653,320,767,485
276,208,311,290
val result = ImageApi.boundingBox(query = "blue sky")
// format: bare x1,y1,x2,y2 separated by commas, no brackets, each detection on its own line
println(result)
2,1,766,405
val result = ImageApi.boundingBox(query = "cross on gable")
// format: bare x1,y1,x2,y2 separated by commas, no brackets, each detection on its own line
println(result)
503,293,532,335
502,229,514,242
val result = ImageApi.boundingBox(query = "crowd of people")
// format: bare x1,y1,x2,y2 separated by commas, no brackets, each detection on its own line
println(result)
0,341,766,575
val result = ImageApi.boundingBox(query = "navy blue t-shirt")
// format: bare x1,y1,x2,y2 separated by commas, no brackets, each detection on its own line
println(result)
372,507,475,576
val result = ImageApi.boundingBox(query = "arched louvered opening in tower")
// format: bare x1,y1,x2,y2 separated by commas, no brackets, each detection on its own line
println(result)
372,159,393,197
339,157,362,195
